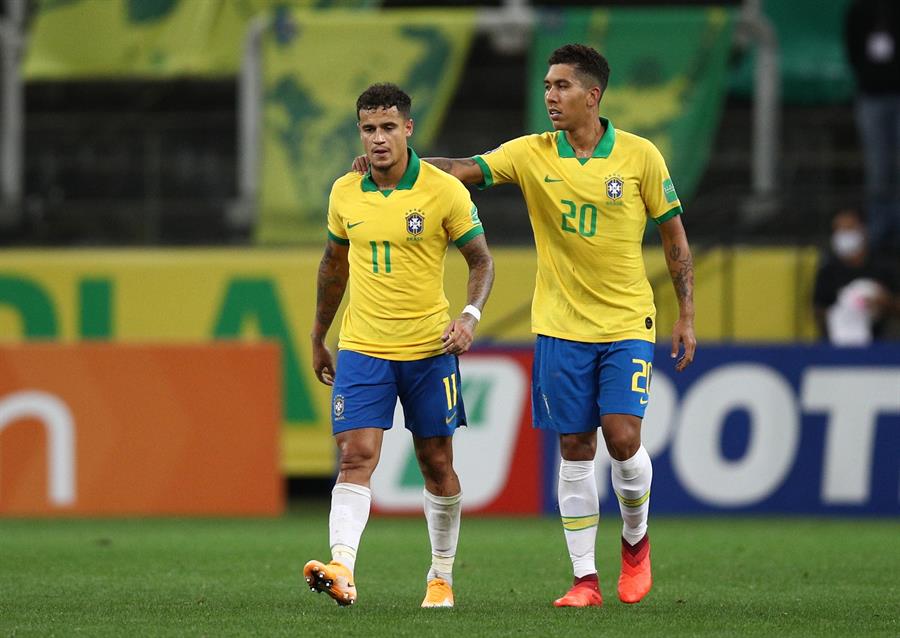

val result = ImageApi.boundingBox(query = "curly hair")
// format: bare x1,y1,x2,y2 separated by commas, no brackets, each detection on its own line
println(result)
356,83,412,119
548,44,610,93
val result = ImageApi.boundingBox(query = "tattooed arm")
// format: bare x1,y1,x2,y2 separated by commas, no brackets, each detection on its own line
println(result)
658,215,697,371
441,234,495,355
310,239,349,385
423,157,484,185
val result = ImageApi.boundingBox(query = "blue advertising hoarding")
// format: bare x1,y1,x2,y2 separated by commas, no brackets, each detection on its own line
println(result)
543,345,900,515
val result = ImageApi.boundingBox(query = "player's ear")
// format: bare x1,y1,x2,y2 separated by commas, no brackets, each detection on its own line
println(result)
406,118,414,138
588,86,602,108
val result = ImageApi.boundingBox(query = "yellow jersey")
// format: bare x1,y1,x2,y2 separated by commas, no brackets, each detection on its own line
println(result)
473,118,682,343
327,149,485,360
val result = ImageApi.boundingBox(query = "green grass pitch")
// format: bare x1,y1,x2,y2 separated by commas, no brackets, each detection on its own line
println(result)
1,507,898,637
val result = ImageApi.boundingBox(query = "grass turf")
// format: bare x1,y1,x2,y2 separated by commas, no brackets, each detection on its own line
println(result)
1,509,898,637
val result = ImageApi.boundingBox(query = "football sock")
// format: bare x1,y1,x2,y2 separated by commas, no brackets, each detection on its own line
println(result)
558,459,599,578
424,489,462,586
329,482,372,574
610,445,653,546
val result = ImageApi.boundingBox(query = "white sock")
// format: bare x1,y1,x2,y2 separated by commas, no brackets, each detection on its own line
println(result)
424,489,462,586
558,459,599,578
610,445,652,546
329,482,371,574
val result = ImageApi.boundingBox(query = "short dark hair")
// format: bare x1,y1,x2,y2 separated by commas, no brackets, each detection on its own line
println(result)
548,44,610,93
356,83,412,119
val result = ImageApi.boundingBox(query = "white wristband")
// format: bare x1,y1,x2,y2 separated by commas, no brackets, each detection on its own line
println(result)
462,304,481,322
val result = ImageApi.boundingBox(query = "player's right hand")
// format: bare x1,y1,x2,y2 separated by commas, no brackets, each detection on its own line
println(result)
351,154,369,174
311,341,336,386
441,314,477,355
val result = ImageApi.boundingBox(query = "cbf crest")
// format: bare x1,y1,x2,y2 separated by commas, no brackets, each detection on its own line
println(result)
605,175,624,201
406,209,425,242
333,395,345,419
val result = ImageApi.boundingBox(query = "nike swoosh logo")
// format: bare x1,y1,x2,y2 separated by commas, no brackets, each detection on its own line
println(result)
347,221,364,229
640,397,649,405
445,411,457,424
544,175,563,183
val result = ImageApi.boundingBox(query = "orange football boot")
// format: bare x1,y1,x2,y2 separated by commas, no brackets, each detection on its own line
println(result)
618,535,652,603
553,574,603,607
421,577,454,608
303,559,357,606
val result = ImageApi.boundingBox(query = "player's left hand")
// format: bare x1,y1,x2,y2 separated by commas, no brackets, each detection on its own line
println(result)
671,317,696,372
441,315,477,355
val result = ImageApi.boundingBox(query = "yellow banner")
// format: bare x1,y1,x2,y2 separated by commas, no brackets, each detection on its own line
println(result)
23,0,379,79
258,9,476,244
0,247,819,475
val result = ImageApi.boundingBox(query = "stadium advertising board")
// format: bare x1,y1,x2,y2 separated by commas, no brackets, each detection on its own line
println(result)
372,345,900,515
0,344,282,515
615,344,900,515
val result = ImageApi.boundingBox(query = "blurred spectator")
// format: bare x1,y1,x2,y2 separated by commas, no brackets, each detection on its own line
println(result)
813,208,899,345
844,0,900,253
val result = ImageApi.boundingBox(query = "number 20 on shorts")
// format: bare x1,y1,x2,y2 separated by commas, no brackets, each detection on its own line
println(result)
631,358,652,405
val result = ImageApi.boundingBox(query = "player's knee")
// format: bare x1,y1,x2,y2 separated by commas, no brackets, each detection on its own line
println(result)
603,429,640,461
419,453,454,482
559,435,596,461
337,444,378,475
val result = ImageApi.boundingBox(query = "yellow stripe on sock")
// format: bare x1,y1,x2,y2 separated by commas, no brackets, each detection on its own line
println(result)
616,490,650,508
561,514,599,531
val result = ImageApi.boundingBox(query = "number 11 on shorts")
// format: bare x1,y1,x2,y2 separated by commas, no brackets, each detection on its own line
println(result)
442,373,458,410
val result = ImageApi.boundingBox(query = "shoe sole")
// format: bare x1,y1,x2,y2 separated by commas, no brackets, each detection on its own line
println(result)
304,563,356,606
553,593,603,607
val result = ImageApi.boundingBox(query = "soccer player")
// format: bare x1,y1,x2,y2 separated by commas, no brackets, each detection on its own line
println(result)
304,83,494,608
355,44,696,607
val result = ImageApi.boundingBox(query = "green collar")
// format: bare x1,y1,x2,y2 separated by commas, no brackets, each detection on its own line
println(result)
361,148,421,194
556,117,615,164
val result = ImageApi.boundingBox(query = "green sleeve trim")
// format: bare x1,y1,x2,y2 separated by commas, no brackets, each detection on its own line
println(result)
653,205,683,225
472,155,493,190
328,230,350,245
453,225,485,248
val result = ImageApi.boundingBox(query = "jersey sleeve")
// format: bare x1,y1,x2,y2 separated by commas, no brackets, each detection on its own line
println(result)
444,183,485,248
326,185,349,245
471,136,529,189
641,141,683,224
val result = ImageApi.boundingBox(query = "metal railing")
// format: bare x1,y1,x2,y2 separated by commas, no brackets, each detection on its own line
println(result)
0,0,25,230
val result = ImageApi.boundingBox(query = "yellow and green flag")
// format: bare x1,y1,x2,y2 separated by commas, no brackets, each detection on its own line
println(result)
529,8,735,201
257,9,476,244
23,0,379,78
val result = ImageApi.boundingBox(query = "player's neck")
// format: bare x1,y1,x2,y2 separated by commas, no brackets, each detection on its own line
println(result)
564,118,605,158
370,153,409,190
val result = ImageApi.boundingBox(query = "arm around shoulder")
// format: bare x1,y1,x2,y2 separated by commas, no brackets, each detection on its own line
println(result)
425,156,485,185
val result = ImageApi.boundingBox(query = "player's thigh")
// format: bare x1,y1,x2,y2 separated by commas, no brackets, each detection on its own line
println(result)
597,339,655,418
331,350,398,435
396,353,466,438
532,335,600,434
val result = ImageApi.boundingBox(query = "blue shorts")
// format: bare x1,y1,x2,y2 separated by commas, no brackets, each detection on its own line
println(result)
532,335,655,434
331,350,466,438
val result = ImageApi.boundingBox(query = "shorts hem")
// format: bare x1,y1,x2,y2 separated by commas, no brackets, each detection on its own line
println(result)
332,422,392,435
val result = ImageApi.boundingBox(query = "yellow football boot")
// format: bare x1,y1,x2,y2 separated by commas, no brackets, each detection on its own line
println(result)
303,559,357,606
420,577,454,608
